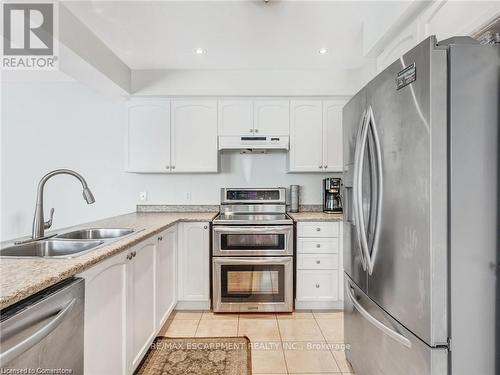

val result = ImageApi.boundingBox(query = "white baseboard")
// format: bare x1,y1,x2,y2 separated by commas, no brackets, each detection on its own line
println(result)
175,300,343,311
295,300,344,310
175,300,210,310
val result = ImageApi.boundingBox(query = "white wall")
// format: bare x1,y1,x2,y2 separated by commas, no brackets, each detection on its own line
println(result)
373,0,500,72
1,80,337,241
59,4,131,94
1,81,132,241
131,66,375,97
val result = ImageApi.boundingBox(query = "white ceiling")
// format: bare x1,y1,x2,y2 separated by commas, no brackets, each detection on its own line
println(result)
63,1,401,70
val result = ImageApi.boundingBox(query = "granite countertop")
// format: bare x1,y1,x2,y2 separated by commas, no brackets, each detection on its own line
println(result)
0,211,217,310
288,211,343,222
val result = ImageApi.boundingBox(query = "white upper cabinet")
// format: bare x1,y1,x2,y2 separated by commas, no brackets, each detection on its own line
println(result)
323,100,344,172
127,99,218,173
218,100,253,136
376,20,419,72
218,99,290,136
126,97,343,174
289,100,323,172
171,100,218,173
253,100,290,136
289,100,344,172
126,100,171,172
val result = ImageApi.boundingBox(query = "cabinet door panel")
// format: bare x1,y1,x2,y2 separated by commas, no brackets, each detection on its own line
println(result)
178,222,210,302
289,101,323,172
377,20,419,72
129,241,156,371
297,270,339,301
171,101,218,172
218,100,253,136
338,226,344,302
297,238,338,254
127,101,170,172
297,222,339,238
297,253,339,270
156,227,177,330
323,101,344,172
79,253,127,375
254,100,290,135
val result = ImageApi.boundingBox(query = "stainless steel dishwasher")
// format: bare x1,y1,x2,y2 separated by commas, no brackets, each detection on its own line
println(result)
0,278,84,374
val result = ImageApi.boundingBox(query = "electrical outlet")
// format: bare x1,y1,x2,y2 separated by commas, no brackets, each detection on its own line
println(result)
186,192,192,201
139,191,148,202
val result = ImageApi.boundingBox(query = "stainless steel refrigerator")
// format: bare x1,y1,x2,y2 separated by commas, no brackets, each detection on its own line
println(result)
342,36,498,375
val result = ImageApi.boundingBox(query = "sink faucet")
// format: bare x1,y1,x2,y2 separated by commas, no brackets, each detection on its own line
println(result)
32,169,95,240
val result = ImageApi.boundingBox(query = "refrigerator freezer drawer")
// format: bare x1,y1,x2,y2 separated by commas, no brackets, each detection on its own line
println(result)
344,274,447,375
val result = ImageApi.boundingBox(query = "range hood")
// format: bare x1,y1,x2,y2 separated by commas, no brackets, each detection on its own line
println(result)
218,136,289,150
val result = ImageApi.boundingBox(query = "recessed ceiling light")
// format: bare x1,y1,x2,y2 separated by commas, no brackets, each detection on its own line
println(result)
195,48,206,55
319,48,328,55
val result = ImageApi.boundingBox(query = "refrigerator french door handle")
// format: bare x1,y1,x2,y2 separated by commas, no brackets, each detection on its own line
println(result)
355,109,371,271
366,106,383,275
352,109,368,269
346,283,412,348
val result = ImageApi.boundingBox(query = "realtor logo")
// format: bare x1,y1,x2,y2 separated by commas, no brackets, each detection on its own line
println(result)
2,2,58,69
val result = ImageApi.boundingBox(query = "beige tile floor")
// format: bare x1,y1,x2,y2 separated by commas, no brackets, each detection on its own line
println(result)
160,310,355,375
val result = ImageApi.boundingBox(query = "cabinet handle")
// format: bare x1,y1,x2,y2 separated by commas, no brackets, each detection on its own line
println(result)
316,227,321,232
316,260,321,264
324,165,328,169
171,166,175,170
132,251,137,257
316,283,320,288
316,243,321,248
204,225,208,229
249,129,254,133
254,129,259,133
126,254,133,260
165,165,170,170
318,165,323,169
158,236,163,241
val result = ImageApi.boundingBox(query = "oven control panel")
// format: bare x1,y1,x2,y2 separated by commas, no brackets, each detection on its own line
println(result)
222,188,286,204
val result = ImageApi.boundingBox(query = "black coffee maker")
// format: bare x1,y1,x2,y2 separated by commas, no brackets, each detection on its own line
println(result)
323,178,343,213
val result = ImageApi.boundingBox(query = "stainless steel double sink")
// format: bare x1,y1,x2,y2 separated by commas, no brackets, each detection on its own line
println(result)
0,228,136,258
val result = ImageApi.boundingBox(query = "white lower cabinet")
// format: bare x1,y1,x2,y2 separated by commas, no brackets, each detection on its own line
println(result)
297,253,338,270
155,226,177,330
295,221,343,309
297,269,339,301
127,239,157,372
80,226,182,375
177,222,210,309
79,252,128,375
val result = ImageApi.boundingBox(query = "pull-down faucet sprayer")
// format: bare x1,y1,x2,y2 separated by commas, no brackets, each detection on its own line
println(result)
31,169,95,240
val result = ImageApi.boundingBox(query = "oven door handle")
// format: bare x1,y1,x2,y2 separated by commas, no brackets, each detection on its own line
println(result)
212,226,293,235
213,256,293,265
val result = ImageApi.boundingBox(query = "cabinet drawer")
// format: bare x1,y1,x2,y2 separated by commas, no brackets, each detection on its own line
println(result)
297,238,338,254
297,222,338,237
297,253,338,270
296,270,338,301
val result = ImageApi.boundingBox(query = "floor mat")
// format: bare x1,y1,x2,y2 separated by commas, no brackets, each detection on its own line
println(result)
135,336,252,375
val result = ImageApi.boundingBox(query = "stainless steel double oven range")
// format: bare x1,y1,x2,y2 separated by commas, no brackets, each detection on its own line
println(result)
212,188,293,313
